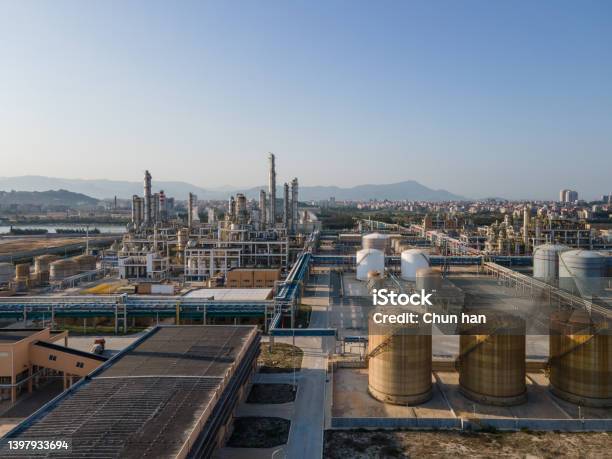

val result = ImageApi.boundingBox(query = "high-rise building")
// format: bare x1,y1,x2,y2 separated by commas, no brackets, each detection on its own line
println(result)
560,189,578,203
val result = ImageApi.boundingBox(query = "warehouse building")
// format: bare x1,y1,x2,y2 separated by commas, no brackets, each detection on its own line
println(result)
1,325,260,458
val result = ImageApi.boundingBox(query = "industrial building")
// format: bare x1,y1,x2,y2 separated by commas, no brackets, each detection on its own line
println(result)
1,325,260,458
0,328,106,403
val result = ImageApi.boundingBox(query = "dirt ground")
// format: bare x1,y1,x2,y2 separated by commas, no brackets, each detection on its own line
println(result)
246,383,296,404
0,236,87,255
258,343,303,373
227,417,290,448
324,430,612,458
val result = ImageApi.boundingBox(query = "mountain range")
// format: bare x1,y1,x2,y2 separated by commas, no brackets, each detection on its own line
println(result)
0,189,99,208
0,176,463,202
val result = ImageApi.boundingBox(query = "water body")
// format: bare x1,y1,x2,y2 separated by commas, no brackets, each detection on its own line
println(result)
0,224,126,234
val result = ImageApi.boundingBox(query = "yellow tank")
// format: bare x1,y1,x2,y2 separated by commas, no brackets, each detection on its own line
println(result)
73,254,97,272
368,309,432,405
15,263,30,279
415,267,442,292
457,311,526,406
34,254,59,274
549,310,611,407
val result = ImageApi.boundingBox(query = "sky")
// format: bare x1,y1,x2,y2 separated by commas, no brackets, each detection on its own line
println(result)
0,0,611,200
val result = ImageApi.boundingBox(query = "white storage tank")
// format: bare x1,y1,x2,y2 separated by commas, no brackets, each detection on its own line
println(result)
532,244,569,283
559,250,606,297
0,263,14,284
356,249,385,281
362,233,389,252
401,249,430,281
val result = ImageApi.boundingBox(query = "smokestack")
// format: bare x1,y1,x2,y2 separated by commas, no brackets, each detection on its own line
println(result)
268,153,276,225
259,190,267,228
131,195,143,228
159,190,166,222
144,170,152,226
283,183,290,228
229,195,236,222
188,193,196,228
523,205,530,249
291,177,298,233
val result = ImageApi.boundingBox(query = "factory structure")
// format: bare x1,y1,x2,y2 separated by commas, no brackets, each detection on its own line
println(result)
326,226,611,421
114,154,310,284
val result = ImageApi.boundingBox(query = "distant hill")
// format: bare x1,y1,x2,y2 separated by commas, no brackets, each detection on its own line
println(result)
0,176,463,202
0,189,99,207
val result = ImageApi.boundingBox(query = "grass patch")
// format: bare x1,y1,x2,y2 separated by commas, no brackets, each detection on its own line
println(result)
227,417,290,448
258,343,303,373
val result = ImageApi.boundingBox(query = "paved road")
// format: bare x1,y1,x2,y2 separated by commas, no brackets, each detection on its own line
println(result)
283,272,331,459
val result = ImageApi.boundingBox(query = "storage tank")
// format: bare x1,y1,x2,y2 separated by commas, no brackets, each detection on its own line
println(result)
533,244,569,283
457,312,527,406
415,267,442,292
368,310,432,404
559,250,606,297
362,233,389,252
34,254,59,274
0,263,14,284
356,249,385,281
73,254,97,272
400,249,430,281
15,263,30,280
366,270,384,292
549,310,611,407
49,259,78,281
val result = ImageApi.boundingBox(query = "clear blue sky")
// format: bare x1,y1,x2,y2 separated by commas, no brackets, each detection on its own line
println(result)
1,1,611,200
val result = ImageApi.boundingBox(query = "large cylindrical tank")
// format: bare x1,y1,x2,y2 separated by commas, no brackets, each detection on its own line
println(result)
73,254,97,272
368,311,432,405
15,263,30,279
34,254,59,274
457,312,527,406
533,244,569,283
559,250,606,297
367,270,384,292
49,259,78,281
415,267,442,292
356,249,385,281
549,310,611,407
400,249,429,281
362,233,389,252
0,263,14,284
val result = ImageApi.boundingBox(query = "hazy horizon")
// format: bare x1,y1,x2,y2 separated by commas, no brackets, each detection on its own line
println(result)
1,1,611,200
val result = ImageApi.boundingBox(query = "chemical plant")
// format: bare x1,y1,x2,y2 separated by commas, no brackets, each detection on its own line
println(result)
0,166,610,458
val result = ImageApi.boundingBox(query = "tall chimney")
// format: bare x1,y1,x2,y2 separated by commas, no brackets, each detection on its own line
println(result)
283,183,290,228
291,177,298,233
268,153,276,225
259,190,267,229
523,205,530,249
188,192,196,229
143,170,152,226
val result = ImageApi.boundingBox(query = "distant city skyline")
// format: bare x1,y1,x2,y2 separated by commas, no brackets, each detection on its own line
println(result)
1,1,611,200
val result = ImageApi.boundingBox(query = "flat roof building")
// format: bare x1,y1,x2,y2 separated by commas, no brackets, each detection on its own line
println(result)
0,328,106,403
1,325,260,458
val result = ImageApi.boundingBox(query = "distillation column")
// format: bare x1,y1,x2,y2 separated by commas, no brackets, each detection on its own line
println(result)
259,190,267,229
283,183,290,228
143,170,152,226
268,153,276,225
291,177,299,233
